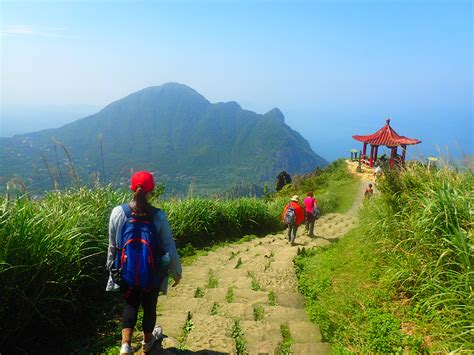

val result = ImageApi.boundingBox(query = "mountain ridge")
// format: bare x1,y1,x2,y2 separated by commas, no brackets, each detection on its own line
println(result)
0,83,327,195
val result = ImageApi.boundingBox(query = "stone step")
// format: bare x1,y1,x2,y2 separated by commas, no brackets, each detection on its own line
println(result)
274,291,306,309
291,342,331,354
156,310,189,340
214,267,250,279
241,320,282,354
159,296,214,314
263,305,308,323
211,276,252,289
184,314,235,353
288,320,322,343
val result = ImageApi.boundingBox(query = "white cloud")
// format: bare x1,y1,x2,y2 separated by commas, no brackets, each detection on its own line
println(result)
1,25,78,39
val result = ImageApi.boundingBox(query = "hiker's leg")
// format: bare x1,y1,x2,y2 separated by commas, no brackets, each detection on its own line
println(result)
141,288,159,342
305,212,309,231
287,225,292,241
309,217,315,237
121,287,141,344
291,225,298,243
122,328,133,346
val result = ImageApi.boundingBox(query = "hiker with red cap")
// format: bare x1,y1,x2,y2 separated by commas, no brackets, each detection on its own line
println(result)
282,195,305,245
106,171,182,354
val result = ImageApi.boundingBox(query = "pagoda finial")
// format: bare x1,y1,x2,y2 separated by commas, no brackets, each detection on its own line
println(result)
386,116,391,125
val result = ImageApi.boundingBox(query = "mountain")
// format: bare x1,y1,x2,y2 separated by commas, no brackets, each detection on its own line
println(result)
0,83,327,195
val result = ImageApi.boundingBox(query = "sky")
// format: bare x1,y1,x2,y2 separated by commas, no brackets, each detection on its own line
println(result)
1,0,472,161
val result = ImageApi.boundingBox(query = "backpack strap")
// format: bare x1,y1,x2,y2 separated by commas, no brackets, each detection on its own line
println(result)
121,203,133,219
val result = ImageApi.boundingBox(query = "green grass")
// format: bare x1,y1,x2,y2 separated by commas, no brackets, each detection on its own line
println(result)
278,323,292,354
253,305,264,321
210,302,221,316
207,269,219,288
0,186,128,350
179,311,194,350
226,287,234,303
295,228,418,353
248,271,262,291
231,319,248,355
234,257,243,269
194,287,205,298
268,290,276,306
295,164,473,352
159,197,286,247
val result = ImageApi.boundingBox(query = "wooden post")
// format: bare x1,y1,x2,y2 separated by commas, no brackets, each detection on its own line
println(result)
362,142,367,160
374,146,379,165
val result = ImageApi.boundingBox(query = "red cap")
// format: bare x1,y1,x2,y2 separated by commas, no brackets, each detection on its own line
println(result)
130,171,155,193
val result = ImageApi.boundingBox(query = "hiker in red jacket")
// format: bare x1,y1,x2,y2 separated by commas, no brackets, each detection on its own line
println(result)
282,195,305,245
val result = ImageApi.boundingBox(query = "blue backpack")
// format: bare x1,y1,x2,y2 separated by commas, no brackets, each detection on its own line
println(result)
114,204,162,289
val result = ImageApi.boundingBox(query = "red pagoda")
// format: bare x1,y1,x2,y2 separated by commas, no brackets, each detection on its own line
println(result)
352,118,421,167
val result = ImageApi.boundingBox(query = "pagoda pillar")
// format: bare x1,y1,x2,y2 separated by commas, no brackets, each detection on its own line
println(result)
369,145,375,167
362,142,368,160
401,145,407,164
374,146,379,164
390,146,397,166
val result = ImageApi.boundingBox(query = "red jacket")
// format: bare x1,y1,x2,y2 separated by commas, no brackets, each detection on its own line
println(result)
282,201,305,226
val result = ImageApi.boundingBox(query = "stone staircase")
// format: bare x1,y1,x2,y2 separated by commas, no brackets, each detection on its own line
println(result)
136,212,357,354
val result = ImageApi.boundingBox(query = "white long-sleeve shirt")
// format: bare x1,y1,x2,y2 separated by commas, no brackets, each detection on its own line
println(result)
105,205,182,293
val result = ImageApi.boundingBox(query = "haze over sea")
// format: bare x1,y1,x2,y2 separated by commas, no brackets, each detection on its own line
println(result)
1,0,472,162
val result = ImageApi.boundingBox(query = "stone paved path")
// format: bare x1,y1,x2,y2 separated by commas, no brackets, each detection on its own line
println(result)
137,180,366,354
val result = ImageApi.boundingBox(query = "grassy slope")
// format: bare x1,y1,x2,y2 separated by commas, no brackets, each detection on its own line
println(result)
279,159,359,214
295,164,473,353
295,229,426,353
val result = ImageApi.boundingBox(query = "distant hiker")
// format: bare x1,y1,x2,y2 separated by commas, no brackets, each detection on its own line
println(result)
304,191,319,237
282,195,305,245
365,184,374,199
276,171,292,191
374,165,383,180
106,171,182,354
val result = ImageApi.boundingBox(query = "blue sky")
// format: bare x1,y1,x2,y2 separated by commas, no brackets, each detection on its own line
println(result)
1,0,472,160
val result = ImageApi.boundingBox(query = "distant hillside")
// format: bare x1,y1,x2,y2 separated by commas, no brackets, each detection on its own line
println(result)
0,83,327,195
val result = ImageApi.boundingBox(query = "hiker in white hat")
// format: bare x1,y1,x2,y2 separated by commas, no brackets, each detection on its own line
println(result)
282,195,305,245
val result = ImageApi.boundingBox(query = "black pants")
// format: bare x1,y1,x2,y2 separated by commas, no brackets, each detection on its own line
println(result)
121,286,159,332
305,212,315,236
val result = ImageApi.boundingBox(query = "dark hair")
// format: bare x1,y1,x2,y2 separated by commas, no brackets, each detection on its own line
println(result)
306,191,313,197
130,185,153,219
369,184,372,187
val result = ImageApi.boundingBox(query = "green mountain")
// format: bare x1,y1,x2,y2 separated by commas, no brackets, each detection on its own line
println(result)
0,83,327,195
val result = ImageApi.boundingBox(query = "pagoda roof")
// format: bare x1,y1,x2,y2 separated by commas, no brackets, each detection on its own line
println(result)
352,118,421,147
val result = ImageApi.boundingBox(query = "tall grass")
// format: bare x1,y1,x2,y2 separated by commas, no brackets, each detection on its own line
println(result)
0,187,128,348
160,197,286,247
362,163,473,349
0,187,287,349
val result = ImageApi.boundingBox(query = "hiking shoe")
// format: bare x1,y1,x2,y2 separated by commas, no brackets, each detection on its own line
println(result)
142,325,163,352
120,342,133,354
